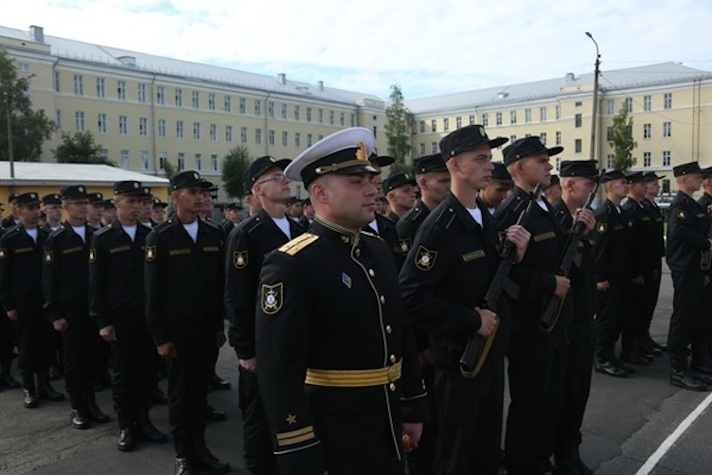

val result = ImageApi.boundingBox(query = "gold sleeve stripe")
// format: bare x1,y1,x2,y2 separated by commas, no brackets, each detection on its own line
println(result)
276,426,316,447
276,425,315,441
278,233,319,256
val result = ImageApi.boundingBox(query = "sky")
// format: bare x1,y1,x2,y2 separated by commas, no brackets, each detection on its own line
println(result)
6,0,712,99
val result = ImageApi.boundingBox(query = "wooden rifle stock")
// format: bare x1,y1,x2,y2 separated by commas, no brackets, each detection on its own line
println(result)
539,183,599,334
459,185,542,378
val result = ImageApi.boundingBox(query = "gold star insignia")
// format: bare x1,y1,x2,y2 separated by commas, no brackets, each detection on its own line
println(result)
286,414,297,425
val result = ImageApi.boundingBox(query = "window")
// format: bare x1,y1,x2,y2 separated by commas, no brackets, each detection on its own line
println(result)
211,154,218,172
575,101,582,107
255,128,262,145
431,142,438,154
663,122,672,138
192,91,200,109
525,109,532,123
210,124,217,142
510,135,517,143
574,113,582,128
555,157,561,170
117,81,127,101
255,100,262,116
294,105,300,121
469,115,476,125
193,122,201,140
157,86,165,105
624,97,632,113
158,119,166,138
75,111,85,132
643,124,651,139
555,131,562,145
643,95,651,111
176,121,184,139
540,132,547,145
194,153,202,171
350,114,355,126
431,120,437,132
664,93,672,109
239,98,246,114
329,111,335,125
307,133,313,147
97,114,107,134
139,117,148,136
419,121,425,133
159,152,167,170
443,118,449,132
177,153,185,171
456,116,462,129
306,107,312,122
282,131,288,146
281,104,288,119
606,154,614,168
510,111,517,125
96,78,105,97
138,84,147,103
496,112,502,126
224,96,231,112
119,115,128,135
141,151,150,171
318,109,323,123
482,113,488,127
55,109,62,129
74,74,84,95
268,101,274,118
662,179,670,194
53,72,60,92
208,93,216,111
643,152,651,167
607,99,615,115
225,125,233,143
662,151,671,166
175,89,183,107
340,112,345,126
269,130,275,145
555,105,561,120
574,139,582,153
120,150,129,169
420,143,426,155
295,133,301,147
606,127,613,141
241,127,248,144
540,107,547,121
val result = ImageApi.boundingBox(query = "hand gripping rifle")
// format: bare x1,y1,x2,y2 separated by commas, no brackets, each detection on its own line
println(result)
538,183,599,334
459,185,542,378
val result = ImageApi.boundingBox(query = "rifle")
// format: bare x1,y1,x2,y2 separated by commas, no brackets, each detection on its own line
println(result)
539,183,599,334
459,185,542,378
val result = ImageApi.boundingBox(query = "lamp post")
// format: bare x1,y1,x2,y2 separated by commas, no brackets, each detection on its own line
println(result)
585,32,601,166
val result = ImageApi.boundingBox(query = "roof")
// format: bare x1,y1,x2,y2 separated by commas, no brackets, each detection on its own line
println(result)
405,62,712,114
0,25,384,106
0,162,170,187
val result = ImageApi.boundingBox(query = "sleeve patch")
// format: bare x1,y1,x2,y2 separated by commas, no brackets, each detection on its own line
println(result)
676,209,686,220
233,250,248,269
261,283,283,315
415,245,437,271
44,250,53,264
596,222,607,234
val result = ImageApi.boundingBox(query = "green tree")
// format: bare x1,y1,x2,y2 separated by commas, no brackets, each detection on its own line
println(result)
385,84,414,174
222,145,251,199
163,160,177,179
608,102,637,171
0,48,55,162
54,131,113,165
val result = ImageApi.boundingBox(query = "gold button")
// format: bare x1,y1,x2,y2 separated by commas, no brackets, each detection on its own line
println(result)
385,325,392,334
389,383,396,392
390,354,396,363
368,269,375,277
380,295,386,304
355,248,361,257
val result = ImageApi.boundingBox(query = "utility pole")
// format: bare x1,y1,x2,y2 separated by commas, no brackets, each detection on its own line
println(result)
586,32,601,167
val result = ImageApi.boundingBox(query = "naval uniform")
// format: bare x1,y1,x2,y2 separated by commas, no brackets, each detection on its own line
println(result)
366,213,403,269
400,193,505,475
224,207,305,474
641,197,666,346
256,217,426,475
696,192,712,366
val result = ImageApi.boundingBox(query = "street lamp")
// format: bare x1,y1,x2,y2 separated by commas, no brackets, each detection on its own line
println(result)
585,32,601,166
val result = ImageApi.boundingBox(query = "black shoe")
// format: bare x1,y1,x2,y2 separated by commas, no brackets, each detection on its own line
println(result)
87,402,111,423
175,457,194,475
136,418,168,443
616,359,636,374
209,374,231,391
620,352,650,366
595,360,628,378
71,409,91,429
692,359,712,376
23,390,39,409
150,386,168,405
640,341,663,357
118,427,136,452
194,449,231,474
1,372,21,389
38,381,65,402
689,369,712,386
670,369,708,391
205,404,226,422
651,340,668,352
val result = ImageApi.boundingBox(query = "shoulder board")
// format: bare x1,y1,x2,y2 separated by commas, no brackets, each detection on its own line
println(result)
201,217,220,230
49,226,66,238
378,214,397,226
405,207,425,222
434,205,457,228
359,230,383,240
244,216,265,234
93,225,113,237
154,220,172,233
3,227,20,238
277,233,319,256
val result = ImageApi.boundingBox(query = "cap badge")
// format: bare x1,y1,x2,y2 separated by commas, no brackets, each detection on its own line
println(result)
134,182,139,188
78,187,84,193
193,173,199,180
479,126,485,137
355,141,368,162
261,283,283,315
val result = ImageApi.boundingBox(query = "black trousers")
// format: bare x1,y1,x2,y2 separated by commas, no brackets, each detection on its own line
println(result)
167,320,215,457
15,294,52,376
238,367,277,474
0,305,16,372
110,308,155,418
621,275,648,354
643,261,663,333
60,299,99,395
406,362,436,475
669,270,706,370
432,359,504,475
595,275,626,361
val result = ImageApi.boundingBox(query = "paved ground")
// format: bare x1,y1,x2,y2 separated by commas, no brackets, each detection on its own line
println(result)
0,263,710,474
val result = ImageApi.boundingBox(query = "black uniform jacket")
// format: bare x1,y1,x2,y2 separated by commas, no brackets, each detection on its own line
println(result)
622,197,657,277
89,220,150,329
43,222,95,321
0,225,48,310
224,208,305,359
396,200,431,260
666,191,711,273
592,199,632,283
399,193,504,368
255,217,426,474
144,216,225,346
642,197,666,260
